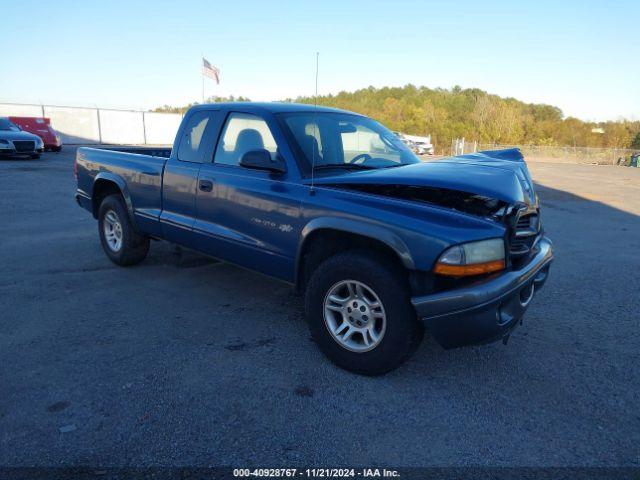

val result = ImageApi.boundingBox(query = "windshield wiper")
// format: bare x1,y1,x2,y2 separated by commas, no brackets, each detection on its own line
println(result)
313,163,375,171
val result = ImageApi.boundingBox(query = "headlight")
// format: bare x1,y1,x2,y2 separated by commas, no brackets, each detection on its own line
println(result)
0,139,9,144
434,238,505,277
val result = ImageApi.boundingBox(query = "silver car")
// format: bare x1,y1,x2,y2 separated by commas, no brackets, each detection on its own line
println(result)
412,141,434,156
0,117,45,159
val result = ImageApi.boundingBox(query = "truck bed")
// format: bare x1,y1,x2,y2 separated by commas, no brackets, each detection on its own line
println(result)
92,145,172,158
75,146,169,235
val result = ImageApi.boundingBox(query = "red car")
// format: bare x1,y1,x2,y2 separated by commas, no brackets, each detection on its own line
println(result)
9,117,62,152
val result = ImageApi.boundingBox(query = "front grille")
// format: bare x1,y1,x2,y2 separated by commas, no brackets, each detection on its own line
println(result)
510,212,539,258
516,215,532,230
13,141,36,152
510,236,535,255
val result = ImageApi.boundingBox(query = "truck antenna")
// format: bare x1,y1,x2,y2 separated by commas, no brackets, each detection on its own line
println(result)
310,51,319,196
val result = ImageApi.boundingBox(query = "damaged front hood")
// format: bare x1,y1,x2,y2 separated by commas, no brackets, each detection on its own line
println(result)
308,149,537,214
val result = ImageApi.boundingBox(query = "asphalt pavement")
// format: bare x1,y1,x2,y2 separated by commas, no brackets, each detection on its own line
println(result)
1,147,638,467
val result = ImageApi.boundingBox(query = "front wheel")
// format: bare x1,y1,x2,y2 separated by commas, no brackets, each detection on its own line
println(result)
98,194,149,266
304,250,421,375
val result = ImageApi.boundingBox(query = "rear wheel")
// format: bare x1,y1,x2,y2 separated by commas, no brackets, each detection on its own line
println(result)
98,194,149,266
304,250,421,375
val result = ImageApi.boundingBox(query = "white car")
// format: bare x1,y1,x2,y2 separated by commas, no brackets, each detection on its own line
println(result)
0,117,45,159
412,141,434,155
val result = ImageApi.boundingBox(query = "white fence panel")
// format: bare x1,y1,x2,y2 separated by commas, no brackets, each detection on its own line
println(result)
0,103,43,117
143,112,181,145
99,110,145,145
0,103,179,145
44,105,100,144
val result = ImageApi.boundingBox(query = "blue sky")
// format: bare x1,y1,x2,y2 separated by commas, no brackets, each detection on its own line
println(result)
2,0,638,121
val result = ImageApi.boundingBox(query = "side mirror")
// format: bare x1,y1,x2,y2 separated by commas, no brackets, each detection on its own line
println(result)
239,149,285,173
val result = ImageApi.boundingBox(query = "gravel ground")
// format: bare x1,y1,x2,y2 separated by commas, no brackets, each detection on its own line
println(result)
0,148,638,468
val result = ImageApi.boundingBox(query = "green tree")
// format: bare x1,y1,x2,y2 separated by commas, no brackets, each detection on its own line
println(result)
153,95,251,114
154,85,640,150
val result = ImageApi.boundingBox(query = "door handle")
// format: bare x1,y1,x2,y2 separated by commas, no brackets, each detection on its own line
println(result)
199,180,214,192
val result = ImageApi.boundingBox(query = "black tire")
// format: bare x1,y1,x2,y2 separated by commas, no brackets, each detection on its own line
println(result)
30,154,41,159
304,250,421,375
98,194,149,266
52,146,62,152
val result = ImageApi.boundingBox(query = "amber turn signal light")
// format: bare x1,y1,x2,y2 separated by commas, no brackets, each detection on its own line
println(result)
434,259,505,277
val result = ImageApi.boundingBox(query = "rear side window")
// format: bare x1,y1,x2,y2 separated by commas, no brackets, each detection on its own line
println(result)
177,112,213,162
214,113,278,166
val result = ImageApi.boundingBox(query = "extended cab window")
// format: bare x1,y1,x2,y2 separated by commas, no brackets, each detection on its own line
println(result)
177,112,213,162
214,113,278,166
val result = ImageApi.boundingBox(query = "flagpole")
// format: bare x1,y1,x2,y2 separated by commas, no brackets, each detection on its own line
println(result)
201,53,204,103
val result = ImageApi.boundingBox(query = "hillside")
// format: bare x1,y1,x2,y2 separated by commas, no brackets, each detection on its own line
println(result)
155,87,640,150
291,85,639,151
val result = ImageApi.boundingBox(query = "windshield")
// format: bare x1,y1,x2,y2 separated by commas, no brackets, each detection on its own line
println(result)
0,119,20,131
281,112,420,171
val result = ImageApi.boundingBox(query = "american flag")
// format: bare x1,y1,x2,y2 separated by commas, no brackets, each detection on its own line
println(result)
202,58,220,84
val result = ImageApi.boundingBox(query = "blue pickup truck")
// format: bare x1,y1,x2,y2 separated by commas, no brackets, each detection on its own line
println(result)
75,102,553,375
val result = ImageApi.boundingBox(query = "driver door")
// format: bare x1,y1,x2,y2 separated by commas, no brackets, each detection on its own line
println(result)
192,111,305,281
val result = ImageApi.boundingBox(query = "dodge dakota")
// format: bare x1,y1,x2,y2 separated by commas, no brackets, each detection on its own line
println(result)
75,102,553,375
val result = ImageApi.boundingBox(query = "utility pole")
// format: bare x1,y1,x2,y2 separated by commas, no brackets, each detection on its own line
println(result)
201,53,204,103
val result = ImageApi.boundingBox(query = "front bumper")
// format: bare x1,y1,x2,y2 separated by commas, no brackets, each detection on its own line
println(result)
412,236,553,349
44,137,62,149
0,145,44,155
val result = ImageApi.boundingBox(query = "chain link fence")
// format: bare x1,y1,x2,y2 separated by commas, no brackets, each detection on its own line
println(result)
451,138,638,166
0,102,182,145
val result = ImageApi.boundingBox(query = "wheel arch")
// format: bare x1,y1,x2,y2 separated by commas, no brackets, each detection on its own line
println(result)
91,173,135,225
295,217,416,291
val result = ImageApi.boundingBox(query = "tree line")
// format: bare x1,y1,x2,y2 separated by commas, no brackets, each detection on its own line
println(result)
154,87,640,151
153,95,251,114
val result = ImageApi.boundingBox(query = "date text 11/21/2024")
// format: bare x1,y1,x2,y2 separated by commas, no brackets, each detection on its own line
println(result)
232,468,400,477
